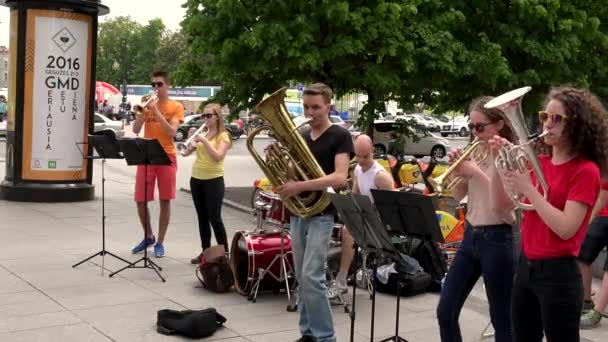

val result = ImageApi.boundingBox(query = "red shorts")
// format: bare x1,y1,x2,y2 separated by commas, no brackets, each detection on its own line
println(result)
134,155,177,202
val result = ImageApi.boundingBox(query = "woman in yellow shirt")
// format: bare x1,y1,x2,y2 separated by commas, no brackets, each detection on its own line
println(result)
189,103,232,264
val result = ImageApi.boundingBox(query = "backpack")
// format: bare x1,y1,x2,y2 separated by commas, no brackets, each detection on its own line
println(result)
196,254,234,293
157,308,226,338
412,239,447,292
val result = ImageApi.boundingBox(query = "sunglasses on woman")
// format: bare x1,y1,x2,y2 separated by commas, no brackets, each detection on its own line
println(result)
467,121,495,132
202,113,215,119
538,111,567,124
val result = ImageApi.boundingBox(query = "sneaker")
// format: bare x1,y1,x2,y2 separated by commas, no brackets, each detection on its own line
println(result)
191,253,204,265
131,236,155,254
583,299,595,312
154,243,165,258
335,273,348,294
580,309,602,329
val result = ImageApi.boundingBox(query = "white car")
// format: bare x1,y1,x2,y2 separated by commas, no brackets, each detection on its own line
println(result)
0,119,6,137
404,113,441,132
293,115,347,128
440,115,470,137
94,113,125,137
367,119,450,159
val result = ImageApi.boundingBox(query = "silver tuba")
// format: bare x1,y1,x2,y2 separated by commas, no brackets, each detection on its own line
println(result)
484,86,549,210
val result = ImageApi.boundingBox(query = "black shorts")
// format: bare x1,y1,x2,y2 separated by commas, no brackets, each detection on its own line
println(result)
578,216,608,271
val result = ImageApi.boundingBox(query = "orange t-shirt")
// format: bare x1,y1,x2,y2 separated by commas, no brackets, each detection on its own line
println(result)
143,100,184,155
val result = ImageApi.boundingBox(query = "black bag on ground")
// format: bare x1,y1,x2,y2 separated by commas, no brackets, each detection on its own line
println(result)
376,271,432,297
157,308,227,338
412,239,447,292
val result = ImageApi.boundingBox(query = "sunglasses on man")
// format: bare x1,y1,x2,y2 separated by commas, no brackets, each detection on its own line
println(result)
151,82,164,88
538,111,567,124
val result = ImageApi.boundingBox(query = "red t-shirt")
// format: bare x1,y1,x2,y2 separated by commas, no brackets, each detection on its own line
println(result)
521,155,600,259
596,181,608,217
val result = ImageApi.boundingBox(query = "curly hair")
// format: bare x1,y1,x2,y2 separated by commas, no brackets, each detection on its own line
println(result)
468,96,516,143
538,86,608,177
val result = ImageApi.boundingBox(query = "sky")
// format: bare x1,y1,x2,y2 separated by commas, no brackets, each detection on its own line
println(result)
0,0,187,47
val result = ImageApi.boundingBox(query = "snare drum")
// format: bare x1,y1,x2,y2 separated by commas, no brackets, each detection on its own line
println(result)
253,190,291,226
230,230,295,296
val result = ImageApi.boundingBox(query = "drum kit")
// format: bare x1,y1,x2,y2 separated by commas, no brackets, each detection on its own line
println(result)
229,189,346,311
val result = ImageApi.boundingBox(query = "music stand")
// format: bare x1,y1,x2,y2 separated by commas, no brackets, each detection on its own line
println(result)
328,192,400,342
73,130,132,275
108,137,171,282
371,189,445,342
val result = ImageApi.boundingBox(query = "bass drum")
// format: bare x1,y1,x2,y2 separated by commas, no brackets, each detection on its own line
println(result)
230,230,295,296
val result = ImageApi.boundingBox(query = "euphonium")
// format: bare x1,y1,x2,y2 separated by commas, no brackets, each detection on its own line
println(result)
177,123,208,157
427,137,489,194
484,86,549,210
247,87,331,218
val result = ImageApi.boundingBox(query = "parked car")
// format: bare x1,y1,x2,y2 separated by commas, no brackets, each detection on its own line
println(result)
329,115,348,128
293,115,349,128
440,115,470,137
354,119,450,159
0,120,6,137
94,113,125,137
175,114,243,142
404,113,441,132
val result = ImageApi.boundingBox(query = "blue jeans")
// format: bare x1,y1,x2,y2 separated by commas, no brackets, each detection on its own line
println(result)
437,222,515,342
291,214,336,342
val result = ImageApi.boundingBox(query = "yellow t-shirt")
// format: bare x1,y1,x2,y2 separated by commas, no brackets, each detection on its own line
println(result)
192,131,231,180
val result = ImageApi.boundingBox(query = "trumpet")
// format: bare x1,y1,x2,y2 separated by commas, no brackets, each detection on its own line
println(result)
427,137,489,194
177,123,208,156
133,91,158,114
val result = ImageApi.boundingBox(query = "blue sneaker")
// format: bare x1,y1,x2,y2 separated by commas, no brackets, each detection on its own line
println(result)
131,236,155,254
154,243,165,258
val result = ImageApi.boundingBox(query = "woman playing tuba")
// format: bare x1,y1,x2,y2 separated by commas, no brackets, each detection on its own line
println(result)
489,86,608,341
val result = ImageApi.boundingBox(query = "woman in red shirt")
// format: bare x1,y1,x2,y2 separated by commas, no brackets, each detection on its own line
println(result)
491,86,608,341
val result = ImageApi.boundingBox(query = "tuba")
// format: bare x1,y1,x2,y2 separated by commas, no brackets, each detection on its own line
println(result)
177,123,208,157
484,86,549,210
427,137,489,194
247,87,331,218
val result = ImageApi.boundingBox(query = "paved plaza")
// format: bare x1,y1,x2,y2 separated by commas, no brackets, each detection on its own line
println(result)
0,143,607,341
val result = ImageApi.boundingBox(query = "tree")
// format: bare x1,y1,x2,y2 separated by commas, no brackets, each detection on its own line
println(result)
96,16,141,87
130,19,165,84
179,0,608,135
96,17,167,87
156,30,188,76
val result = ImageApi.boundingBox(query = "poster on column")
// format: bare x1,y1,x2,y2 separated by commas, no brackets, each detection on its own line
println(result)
22,10,92,180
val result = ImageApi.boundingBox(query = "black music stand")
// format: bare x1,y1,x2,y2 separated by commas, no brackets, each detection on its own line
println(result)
73,130,132,275
371,189,445,342
108,137,171,282
328,192,400,342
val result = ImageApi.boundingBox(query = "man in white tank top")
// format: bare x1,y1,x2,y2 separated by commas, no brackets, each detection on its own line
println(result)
336,134,394,292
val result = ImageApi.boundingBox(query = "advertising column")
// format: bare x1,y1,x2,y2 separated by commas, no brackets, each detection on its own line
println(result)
0,0,109,202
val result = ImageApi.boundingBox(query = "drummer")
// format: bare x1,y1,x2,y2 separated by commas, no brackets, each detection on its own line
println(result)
335,134,395,293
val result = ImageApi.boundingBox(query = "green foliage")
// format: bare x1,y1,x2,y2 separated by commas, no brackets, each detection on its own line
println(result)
96,17,191,87
179,0,608,135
